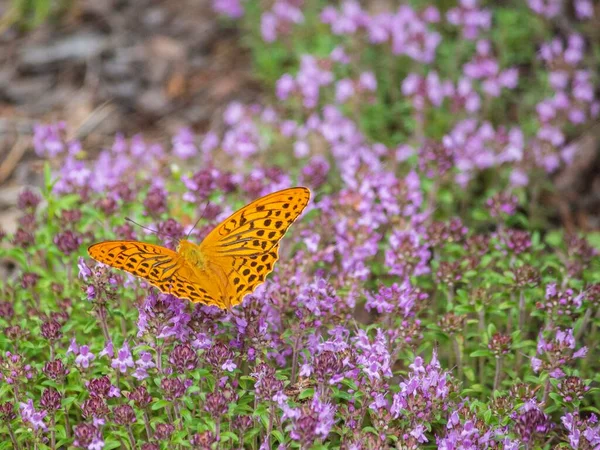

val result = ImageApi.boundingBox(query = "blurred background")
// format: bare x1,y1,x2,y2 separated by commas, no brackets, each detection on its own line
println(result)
1,0,600,236
0,0,261,234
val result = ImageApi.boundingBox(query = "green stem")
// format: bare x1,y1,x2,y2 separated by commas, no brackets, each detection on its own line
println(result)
452,336,463,382
143,410,152,440
542,377,551,406
290,333,302,385
63,405,71,438
478,309,485,387
494,356,503,392
126,425,136,449
50,413,56,450
7,423,19,449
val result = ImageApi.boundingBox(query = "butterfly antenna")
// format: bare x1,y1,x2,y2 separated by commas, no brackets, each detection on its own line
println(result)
125,217,161,235
186,200,210,239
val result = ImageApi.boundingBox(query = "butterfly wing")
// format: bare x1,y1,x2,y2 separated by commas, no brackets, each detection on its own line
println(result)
88,241,226,307
199,186,311,308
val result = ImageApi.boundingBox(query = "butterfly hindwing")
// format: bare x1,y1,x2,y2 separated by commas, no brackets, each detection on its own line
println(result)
88,240,227,308
88,241,181,282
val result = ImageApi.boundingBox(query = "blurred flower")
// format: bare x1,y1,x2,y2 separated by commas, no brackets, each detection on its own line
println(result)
54,230,82,255
127,385,153,409
19,399,47,431
41,319,62,341
169,343,198,372
33,122,67,157
447,0,491,39
172,127,198,159
385,230,430,278
0,402,16,422
113,404,136,425
154,423,175,440
40,388,62,412
73,423,104,449
111,341,134,373
161,377,187,401
17,189,41,211
43,359,69,382
74,345,95,369
81,395,109,419
531,328,587,378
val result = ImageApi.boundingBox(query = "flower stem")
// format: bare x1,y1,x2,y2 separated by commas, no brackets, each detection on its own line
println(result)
478,309,485,386
516,290,526,373
7,423,19,449
143,410,152,440
452,336,463,382
50,413,56,449
575,307,593,342
265,403,275,446
156,345,163,374
290,333,301,385
493,356,503,391
63,405,71,438
96,304,111,346
542,378,551,405
126,424,136,449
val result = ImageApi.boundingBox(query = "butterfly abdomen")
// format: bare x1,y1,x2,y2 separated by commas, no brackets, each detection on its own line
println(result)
177,240,208,269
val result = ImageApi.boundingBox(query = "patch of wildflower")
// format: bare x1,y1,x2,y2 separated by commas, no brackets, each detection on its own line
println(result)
2,0,600,447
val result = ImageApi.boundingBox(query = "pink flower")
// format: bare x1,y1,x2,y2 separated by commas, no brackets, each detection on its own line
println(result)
111,342,134,373
75,345,95,369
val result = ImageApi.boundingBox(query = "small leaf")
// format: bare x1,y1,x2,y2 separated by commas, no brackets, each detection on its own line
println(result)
151,400,171,411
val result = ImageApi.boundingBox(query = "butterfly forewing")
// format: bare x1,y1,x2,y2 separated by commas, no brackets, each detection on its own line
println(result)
88,241,225,308
199,187,310,307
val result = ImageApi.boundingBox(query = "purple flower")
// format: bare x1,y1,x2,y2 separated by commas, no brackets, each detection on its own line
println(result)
33,122,67,157
365,279,426,316
447,0,491,39
391,350,453,421
532,328,587,377
74,345,95,369
99,341,114,359
73,423,104,449
574,0,594,19
212,0,244,18
353,328,392,381
287,393,336,445
137,293,192,341
528,0,562,18
172,127,197,159
385,229,431,278
335,79,355,103
19,399,47,431
111,342,134,373
78,257,92,280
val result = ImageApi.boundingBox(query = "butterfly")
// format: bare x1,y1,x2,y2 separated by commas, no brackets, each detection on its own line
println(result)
88,187,311,309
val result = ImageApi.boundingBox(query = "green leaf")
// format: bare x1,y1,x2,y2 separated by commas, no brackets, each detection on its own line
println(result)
470,349,493,357
103,440,123,450
151,400,171,411
221,431,239,443
271,429,285,444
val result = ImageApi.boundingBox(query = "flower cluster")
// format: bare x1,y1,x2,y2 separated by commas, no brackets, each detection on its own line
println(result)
2,0,600,448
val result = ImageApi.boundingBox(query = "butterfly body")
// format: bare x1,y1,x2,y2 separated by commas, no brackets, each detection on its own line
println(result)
88,187,311,309
177,240,207,269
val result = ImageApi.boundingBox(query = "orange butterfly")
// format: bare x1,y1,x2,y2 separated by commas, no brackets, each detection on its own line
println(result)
88,187,311,309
